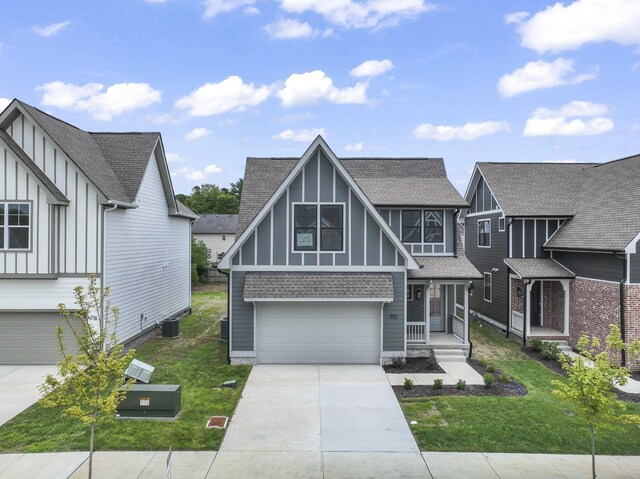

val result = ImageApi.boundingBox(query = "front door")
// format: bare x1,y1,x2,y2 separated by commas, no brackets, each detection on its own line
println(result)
407,285,425,322
430,285,444,332
530,281,541,327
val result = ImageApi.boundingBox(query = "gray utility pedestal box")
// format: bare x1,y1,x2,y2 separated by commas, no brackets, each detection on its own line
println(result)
117,384,181,419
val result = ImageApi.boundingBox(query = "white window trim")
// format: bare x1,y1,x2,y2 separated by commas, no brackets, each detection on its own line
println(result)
291,201,346,253
478,218,491,248
401,209,446,246
498,216,505,232
0,201,31,251
484,272,492,303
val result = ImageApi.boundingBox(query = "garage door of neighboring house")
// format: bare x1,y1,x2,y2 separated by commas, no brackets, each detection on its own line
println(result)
256,302,381,364
0,312,79,364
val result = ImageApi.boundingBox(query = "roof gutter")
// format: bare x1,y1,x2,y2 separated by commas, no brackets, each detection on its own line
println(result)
543,246,622,254
107,199,138,209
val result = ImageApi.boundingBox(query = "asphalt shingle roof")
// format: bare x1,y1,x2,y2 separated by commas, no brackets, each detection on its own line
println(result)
0,129,68,203
192,214,238,234
237,153,467,236
18,101,161,204
504,258,575,279
477,162,595,217
244,272,394,299
408,232,481,280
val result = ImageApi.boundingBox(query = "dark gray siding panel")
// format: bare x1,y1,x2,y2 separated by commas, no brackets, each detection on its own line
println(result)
465,211,509,325
512,220,523,258
383,272,405,351
304,154,318,202
272,195,287,265
232,253,239,265
231,271,254,351
319,153,333,202
382,234,395,266
390,210,400,237
445,210,454,253
290,252,302,265
483,181,491,213
335,174,348,202
256,212,271,265
630,251,640,284
319,253,332,265
553,251,623,282
536,220,547,258
241,232,255,265
351,191,365,265
304,253,317,265
366,212,380,266
477,180,484,212
289,175,302,202
524,220,535,258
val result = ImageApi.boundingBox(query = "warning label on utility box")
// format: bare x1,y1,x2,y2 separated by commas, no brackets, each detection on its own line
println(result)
140,397,150,407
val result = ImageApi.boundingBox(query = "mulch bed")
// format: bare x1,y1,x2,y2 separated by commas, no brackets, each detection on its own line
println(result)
383,356,445,374
392,358,528,399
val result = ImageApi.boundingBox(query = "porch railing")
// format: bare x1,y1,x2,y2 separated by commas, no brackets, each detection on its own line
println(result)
451,314,464,340
406,322,426,343
511,311,523,334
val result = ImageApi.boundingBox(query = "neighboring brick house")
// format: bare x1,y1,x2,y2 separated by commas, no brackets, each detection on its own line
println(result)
192,214,238,263
218,136,481,365
461,155,640,369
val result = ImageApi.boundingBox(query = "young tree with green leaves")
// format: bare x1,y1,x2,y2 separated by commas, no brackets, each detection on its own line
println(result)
552,324,640,479
39,276,136,479
191,236,211,285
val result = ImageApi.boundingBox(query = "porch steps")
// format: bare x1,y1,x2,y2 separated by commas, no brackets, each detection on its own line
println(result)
543,340,573,355
433,349,467,363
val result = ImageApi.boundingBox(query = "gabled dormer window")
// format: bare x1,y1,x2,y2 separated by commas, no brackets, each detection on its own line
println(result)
0,202,31,250
424,210,443,243
294,203,344,252
402,209,444,244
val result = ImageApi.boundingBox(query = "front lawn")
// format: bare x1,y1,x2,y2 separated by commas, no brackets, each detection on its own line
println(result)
401,321,640,454
0,290,250,452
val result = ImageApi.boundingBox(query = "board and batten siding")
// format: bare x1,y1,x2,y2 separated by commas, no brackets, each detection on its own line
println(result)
230,271,253,351
233,149,403,268
469,175,498,214
510,218,566,259
2,112,102,276
465,211,509,325
382,272,405,351
104,151,190,344
377,208,456,255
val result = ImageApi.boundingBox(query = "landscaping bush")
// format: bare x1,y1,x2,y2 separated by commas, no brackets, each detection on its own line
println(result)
528,338,544,351
499,373,513,383
456,379,466,390
391,355,405,369
486,363,498,373
540,342,561,360
483,373,494,388
433,378,444,389
403,378,414,390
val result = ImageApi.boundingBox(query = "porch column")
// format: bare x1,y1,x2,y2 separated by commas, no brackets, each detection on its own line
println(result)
560,279,570,336
425,281,431,345
524,280,533,342
464,281,470,345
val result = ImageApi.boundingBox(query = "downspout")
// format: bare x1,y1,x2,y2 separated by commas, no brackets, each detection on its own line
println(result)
522,279,529,346
505,217,513,339
453,209,460,258
467,282,473,359
219,269,231,365
101,203,118,350
620,254,627,366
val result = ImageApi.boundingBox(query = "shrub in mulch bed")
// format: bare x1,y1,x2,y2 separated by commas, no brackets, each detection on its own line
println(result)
383,356,445,374
392,358,527,399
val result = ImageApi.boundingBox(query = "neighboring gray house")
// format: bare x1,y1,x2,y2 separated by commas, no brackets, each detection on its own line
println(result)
192,214,238,262
218,137,481,365
462,155,640,369
0,99,197,364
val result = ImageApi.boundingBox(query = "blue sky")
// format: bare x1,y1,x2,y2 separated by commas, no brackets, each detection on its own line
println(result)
1,0,639,194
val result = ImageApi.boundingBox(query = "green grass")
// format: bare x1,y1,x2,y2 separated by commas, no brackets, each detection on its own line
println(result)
401,321,640,454
0,290,250,452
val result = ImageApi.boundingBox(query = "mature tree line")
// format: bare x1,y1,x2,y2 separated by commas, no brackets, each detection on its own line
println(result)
177,178,243,214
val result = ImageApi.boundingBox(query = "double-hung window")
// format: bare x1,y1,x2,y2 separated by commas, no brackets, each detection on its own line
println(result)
423,210,443,243
478,219,491,247
294,204,343,252
484,272,492,302
0,202,31,250
402,210,421,243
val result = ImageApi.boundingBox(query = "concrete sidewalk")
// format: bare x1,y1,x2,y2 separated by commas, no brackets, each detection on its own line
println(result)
2,451,640,478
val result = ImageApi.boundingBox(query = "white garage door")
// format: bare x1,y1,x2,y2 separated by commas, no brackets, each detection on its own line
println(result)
0,313,79,364
256,302,381,364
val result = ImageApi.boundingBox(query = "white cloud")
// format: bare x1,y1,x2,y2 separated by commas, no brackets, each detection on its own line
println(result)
413,121,510,141
277,70,367,107
272,128,326,141
278,112,316,123
146,0,169,3
264,18,315,39
504,11,529,25
244,6,260,14
497,58,596,98
204,164,222,173
523,101,614,137
203,0,255,19
0,98,11,111
350,59,394,78
33,21,71,37
515,0,640,53
36,81,161,120
171,165,222,181
184,127,212,141
543,159,578,163
175,76,270,116
279,0,435,29
166,152,184,163
345,142,363,151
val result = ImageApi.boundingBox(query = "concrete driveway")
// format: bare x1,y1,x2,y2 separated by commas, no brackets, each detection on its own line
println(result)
211,365,428,478
0,365,57,426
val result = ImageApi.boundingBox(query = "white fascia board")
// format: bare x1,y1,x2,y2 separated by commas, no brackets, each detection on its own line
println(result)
625,231,640,254
219,135,419,270
244,297,393,303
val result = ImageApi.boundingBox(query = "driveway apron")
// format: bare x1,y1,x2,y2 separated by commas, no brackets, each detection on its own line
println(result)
210,365,425,478
0,365,57,426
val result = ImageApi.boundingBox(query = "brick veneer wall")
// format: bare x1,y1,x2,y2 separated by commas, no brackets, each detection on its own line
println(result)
543,281,565,332
512,278,524,314
625,284,640,371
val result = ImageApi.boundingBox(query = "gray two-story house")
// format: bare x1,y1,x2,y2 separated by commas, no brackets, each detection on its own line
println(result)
462,156,640,370
218,137,481,365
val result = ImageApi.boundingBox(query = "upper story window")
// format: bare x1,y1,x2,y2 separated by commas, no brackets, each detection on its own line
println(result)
222,234,227,241
484,272,492,302
402,209,444,244
294,203,344,252
498,217,505,232
478,219,491,247
0,202,31,250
